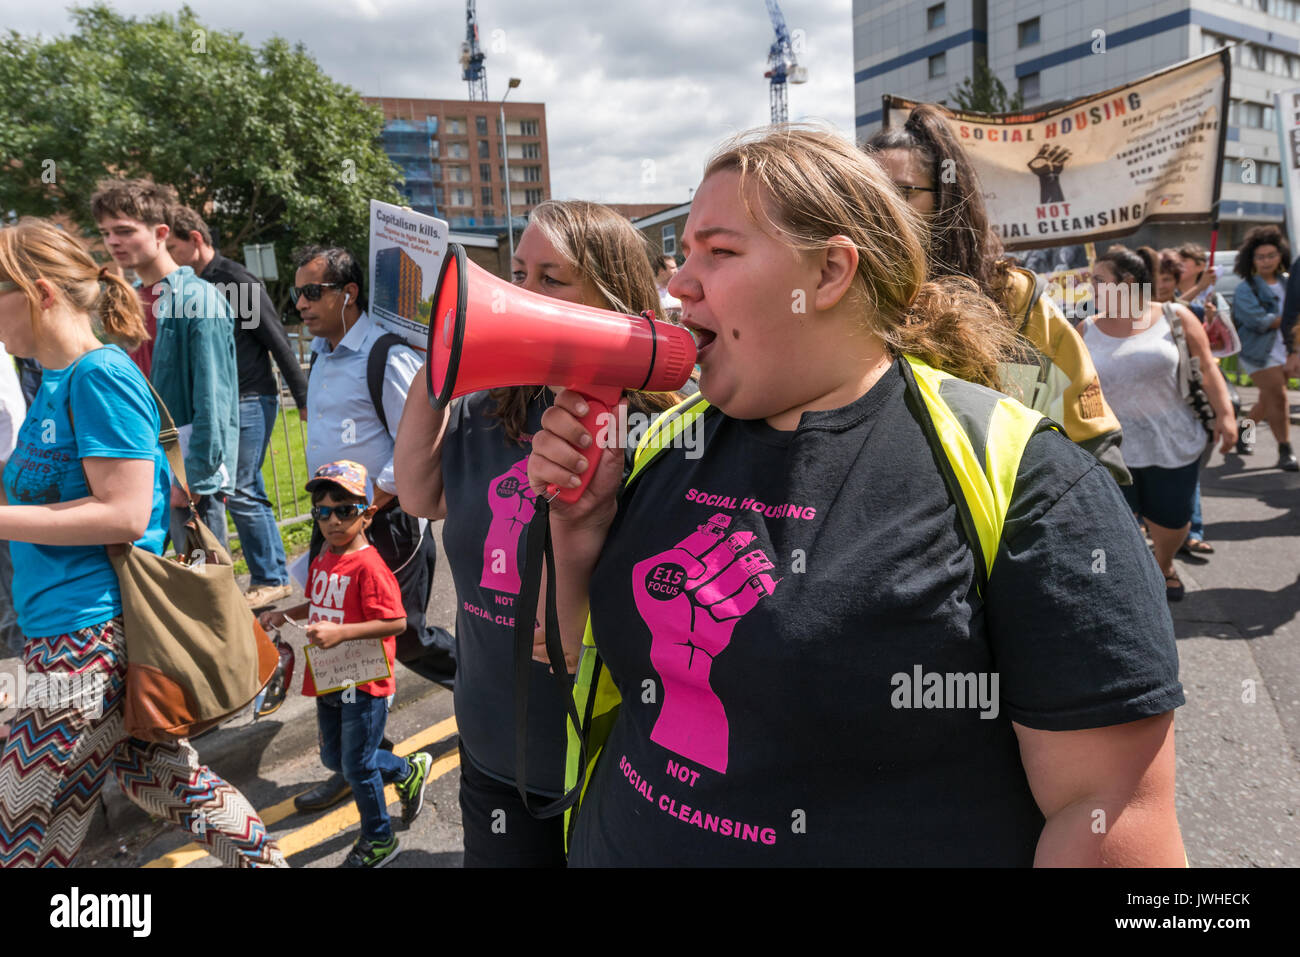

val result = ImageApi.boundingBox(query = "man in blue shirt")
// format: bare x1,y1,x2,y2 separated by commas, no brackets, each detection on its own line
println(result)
92,179,238,549
291,245,456,812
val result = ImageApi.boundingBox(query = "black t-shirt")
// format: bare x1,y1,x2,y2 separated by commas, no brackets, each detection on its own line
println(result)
570,360,1183,866
441,391,569,795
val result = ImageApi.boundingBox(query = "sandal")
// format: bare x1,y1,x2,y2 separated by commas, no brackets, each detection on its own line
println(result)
1165,573,1185,602
1179,538,1214,559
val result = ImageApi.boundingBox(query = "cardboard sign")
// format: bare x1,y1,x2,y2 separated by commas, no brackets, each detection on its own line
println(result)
884,50,1231,250
367,200,449,350
304,638,393,695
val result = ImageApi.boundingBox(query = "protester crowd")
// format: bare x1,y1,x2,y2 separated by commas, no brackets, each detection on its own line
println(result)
0,118,1295,868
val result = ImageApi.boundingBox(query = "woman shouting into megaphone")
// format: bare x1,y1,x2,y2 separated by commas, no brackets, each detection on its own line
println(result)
394,200,687,867
527,126,1188,867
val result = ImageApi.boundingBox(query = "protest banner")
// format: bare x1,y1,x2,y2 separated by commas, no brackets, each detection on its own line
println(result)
367,199,449,350
883,49,1231,250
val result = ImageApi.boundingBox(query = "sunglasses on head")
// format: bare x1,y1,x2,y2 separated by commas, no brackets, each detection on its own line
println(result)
311,503,368,521
291,282,342,302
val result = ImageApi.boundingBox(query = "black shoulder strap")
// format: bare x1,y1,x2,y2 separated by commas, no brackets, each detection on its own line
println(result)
367,333,404,433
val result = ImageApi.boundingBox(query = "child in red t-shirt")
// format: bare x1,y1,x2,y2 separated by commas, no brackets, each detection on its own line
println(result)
260,460,433,867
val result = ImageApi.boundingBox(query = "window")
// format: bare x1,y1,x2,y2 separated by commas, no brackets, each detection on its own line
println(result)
430,140,440,158
481,186,493,207
662,223,677,256
928,53,946,79
498,140,504,158
475,115,488,135
480,163,492,181
452,189,471,207
433,187,444,207
1018,17,1040,47
447,165,469,183
524,188,544,205
1019,72,1040,100
522,142,541,159
520,119,539,136
426,115,439,134
522,166,542,182
926,3,945,29
1201,31,1230,55
448,142,468,159
446,118,466,135
431,163,442,181
499,165,506,181
478,139,490,159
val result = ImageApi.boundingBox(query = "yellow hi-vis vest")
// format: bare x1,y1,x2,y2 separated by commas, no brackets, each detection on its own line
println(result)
562,355,1053,848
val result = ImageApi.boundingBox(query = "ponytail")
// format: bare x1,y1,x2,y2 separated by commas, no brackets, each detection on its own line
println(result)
893,276,1021,391
95,267,149,350
0,217,149,350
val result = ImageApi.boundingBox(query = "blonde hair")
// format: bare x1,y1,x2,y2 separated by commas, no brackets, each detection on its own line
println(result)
0,217,149,350
704,125,1019,390
489,200,679,443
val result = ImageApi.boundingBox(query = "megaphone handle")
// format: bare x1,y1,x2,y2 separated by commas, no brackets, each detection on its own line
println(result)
547,384,623,505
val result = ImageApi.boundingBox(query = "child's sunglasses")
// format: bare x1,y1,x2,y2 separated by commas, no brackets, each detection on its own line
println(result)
311,503,368,521
291,282,342,301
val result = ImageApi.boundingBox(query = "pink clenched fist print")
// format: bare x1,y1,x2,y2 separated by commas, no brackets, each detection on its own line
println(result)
480,457,538,594
632,513,781,773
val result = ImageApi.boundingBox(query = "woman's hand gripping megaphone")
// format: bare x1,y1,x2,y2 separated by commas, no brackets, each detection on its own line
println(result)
528,387,626,523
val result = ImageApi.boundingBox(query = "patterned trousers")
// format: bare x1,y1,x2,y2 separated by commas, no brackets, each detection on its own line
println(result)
0,616,286,868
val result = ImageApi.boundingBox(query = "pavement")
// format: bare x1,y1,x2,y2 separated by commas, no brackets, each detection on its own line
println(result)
1,388,1297,867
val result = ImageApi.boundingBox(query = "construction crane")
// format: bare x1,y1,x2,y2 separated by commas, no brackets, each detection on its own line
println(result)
764,0,807,124
460,0,488,100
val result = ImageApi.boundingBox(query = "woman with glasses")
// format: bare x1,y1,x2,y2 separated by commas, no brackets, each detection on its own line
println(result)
0,218,285,867
393,201,687,866
864,106,1130,485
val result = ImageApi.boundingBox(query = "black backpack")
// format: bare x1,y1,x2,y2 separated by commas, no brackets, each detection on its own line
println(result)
309,332,404,432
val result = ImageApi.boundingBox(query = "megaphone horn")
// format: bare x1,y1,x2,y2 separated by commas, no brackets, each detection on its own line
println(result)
428,244,696,503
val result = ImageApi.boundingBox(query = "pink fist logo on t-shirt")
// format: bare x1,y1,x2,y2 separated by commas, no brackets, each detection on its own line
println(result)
632,512,781,773
480,457,537,595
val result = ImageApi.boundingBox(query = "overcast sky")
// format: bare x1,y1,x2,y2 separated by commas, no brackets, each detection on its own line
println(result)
11,0,855,206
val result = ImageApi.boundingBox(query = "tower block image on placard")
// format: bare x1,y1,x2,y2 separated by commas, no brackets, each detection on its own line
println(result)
374,246,424,323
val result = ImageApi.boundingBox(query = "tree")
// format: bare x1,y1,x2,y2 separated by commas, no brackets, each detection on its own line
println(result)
0,4,402,304
951,59,1024,114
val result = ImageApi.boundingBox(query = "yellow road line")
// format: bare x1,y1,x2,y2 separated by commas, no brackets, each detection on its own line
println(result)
142,715,458,868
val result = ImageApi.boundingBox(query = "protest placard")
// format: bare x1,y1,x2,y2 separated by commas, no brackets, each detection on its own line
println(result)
367,199,450,350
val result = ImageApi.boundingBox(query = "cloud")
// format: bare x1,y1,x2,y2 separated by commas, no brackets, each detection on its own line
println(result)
12,0,854,204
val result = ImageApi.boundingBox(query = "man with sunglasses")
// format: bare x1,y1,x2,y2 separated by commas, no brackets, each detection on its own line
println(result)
291,245,456,814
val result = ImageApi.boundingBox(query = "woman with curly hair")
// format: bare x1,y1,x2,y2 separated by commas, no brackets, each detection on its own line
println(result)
1231,225,1297,470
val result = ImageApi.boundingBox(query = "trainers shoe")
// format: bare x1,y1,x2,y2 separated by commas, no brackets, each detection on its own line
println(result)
1279,443,1299,472
339,835,400,868
396,751,433,826
246,583,292,608
294,772,352,813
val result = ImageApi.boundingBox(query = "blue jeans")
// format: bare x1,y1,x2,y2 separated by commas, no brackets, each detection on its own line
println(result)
226,395,288,586
1189,481,1205,540
317,690,411,843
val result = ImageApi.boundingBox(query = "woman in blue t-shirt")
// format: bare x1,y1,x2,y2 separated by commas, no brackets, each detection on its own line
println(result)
0,218,285,868
527,127,1188,866
394,200,686,866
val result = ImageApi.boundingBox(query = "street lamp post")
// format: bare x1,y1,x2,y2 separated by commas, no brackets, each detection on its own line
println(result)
500,77,522,259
